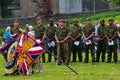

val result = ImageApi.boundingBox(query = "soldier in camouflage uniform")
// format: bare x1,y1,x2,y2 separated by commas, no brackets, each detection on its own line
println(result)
34,17,46,63
96,19,107,62
11,20,23,35
55,19,70,65
4,20,25,76
83,18,95,63
70,19,82,62
45,19,57,62
64,19,72,62
105,18,118,63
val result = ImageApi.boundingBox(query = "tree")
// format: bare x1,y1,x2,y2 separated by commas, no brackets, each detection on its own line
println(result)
32,0,52,17
109,0,120,7
0,0,14,18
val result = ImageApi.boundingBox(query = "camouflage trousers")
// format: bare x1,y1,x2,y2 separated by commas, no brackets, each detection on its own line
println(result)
107,43,118,63
72,42,82,62
57,41,69,65
96,42,107,62
84,43,95,63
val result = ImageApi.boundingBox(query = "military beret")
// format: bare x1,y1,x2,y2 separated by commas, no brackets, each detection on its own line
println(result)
86,18,91,21
36,17,41,21
49,18,53,21
108,18,114,21
59,19,65,23
64,19,68,22
49,18,53,22
14,20,19,23
73,19,78,22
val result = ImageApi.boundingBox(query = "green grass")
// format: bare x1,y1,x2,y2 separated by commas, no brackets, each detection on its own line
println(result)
67,11,120,25
1,53,120,80
1,11,120,80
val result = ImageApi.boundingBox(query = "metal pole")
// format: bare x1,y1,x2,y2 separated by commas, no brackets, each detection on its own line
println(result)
44,47,79,75
93,0,95,15
0,4,1,19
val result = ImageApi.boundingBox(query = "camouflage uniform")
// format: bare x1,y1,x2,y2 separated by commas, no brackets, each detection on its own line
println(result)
55,27,69,65
45,26,57,62
96,24,107,62
70,25,82,62
83,24,95,63
4,21,24,76
67,28,72,62
105,24,118,63
34,24,46,63
11,26,22,35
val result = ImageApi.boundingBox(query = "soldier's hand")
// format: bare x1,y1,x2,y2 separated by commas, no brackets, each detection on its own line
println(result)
85,38,88,41
56,40,60,44
71,37,75,41
60,40,64,43
108,39,112,42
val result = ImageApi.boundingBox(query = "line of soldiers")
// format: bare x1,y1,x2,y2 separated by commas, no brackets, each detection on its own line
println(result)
2,16,119,76
33,17,120,65
3,17,119,76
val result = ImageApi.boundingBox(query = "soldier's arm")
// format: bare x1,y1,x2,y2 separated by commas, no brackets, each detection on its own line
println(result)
105,33,110,41
74,27,82,40
55,34,59,43
62,35,70,42
61,28,70,42
87,33,94,40
87,26,94,40
19,28,26,34
110,33,117,41
118,33,120,37
47,36,55,42
100,35,106,40
41,31,46,43
72,33,81,41
82,32,87,41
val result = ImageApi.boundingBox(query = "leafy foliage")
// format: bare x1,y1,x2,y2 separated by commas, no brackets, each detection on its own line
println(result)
109,0,120,7
0,0,14,18
31,0,52,17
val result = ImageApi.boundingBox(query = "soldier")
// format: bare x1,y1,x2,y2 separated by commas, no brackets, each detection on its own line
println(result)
70,19,82,62
55,19,70,65
83,18,95,63
45,19,57,62
4,20,25,76
64,19,72,62
105,18,118,63
114,21,120,52
96,19,107,62
11,20,24,35
34,17,46,63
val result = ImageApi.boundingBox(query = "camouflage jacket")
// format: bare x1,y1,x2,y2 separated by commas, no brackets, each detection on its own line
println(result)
105,24,117,39
34,24,45,39
98,25,106,38
11,26,22,34
45,26,56,40
83,24,94,39
70,25,82,41
55,26,69,40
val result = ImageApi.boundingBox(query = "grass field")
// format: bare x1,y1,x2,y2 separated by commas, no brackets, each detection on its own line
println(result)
1,53,120,80
0,11,120,80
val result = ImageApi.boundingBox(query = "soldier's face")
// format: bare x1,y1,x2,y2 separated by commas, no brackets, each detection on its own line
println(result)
37,20,42,25
59,22,64,27
73,21,78,26
14,22,19,27
86,20,91,25
100,21,104,25
109,20,113,25
96,20,99,25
